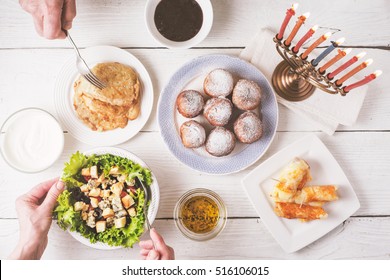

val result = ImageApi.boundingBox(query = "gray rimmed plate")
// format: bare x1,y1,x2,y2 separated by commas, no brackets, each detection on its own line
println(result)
157,54,278,175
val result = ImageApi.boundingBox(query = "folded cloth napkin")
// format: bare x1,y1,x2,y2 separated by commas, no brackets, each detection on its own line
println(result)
240,28,368,135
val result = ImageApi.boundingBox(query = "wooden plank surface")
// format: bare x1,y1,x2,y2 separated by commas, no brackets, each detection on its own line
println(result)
0,48,389,131
0,132,389,219
0,0,389,260
1,0,389,49
1,217,389,259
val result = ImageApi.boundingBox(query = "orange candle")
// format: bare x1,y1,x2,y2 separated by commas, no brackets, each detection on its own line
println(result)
285,12,310,46
319,48,351,73
277,3,299,40
336,59,373,86
343,70,382,92
292,25,318,53
301,32,331,59
327,52,366,80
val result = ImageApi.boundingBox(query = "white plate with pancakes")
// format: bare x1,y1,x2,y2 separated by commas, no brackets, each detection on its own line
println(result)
158,54,278,175
54,46,153,146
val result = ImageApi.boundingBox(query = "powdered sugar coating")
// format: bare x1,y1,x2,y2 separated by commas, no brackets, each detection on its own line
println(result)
180,120,206,148
234,112,263,144
204,69,234,97
203,97,233,126
176,90,205,118
232,79,262,110
206,127,236,157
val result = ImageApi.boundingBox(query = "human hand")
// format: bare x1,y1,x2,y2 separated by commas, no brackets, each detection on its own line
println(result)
8,178,65,260
19,0,76,39
139,228,175,260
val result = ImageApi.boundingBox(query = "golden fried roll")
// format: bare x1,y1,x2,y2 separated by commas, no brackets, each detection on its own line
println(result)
274,202,328,221
292,185,339,204
273,158,312,202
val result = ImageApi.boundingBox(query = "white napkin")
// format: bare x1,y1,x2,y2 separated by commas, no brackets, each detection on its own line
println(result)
239,28,368,135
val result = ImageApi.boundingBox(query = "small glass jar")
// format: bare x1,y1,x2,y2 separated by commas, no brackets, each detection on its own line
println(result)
174,188,227,241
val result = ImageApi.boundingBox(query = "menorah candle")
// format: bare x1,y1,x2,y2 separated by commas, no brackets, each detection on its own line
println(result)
277,3,299,40
335,59,373,86
312,38,345,66
292,25,318,53
301,32,331,59
327,52,366,79
343,70,382,92
319,48,351,73
285,12,310,46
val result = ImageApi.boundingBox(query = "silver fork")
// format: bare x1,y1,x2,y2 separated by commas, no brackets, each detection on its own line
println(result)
135,176,156,250
65,30,106,90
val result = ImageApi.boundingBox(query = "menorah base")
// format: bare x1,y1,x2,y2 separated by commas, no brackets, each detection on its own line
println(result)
272,61,316,102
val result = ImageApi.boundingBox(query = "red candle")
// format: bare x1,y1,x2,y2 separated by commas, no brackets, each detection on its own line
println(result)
301,32,331,59
277,3,299,40
319,48,351,73
343,70,382,92
285,12,310,46
293,25,318,53
327,52,366,80
336,59,373,86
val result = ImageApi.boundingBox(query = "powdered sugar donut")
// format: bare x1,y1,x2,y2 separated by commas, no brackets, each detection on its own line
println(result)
234,112,263,144
206,127,236,157
176,90,205,118
180,120,206,148
232,79,262,110
203,69,234,98
203,97,233,126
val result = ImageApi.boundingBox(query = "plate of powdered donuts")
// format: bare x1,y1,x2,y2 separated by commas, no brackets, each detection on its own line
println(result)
157,54,278,174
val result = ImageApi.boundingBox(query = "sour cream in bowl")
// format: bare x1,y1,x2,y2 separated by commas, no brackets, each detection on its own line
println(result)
0,108,64,173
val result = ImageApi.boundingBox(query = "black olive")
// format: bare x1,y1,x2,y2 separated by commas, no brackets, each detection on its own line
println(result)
71,188,82,200
71,188,90,204
95,208,103,220
80,195,91,204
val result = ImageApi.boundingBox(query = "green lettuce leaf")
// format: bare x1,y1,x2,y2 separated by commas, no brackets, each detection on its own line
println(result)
62,151,89,179
54,190,76,230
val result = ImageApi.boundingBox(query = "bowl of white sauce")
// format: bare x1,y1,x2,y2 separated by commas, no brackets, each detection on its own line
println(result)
0,108,64,173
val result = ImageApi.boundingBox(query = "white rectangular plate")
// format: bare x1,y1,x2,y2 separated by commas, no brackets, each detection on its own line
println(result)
241,134,360,253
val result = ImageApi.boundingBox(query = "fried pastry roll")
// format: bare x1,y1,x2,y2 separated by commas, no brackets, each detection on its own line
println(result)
272,158,312,202
292,185,339,204
274,202,328,221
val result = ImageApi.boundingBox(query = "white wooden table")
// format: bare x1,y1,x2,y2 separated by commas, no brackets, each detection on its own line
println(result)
0,0,389,259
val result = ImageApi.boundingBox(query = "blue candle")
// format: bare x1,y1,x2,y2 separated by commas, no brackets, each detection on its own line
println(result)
312,38,345,67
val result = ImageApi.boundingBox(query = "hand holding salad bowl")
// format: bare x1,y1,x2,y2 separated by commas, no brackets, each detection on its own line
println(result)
54,148,160,249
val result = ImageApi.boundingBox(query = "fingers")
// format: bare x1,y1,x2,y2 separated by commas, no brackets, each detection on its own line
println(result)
146,250,160,260
139,240,154,250
140,229,168,250
61,0,76,30
150,228,167,249
32,15,44,36
20,0,67,39
140,249,151,257
150,228,174,260
41,180,65,212
24,178,60,204
139,229,175,260
43,5,65,39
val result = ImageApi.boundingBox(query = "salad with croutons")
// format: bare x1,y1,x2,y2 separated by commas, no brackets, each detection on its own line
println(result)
54,151,152,248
